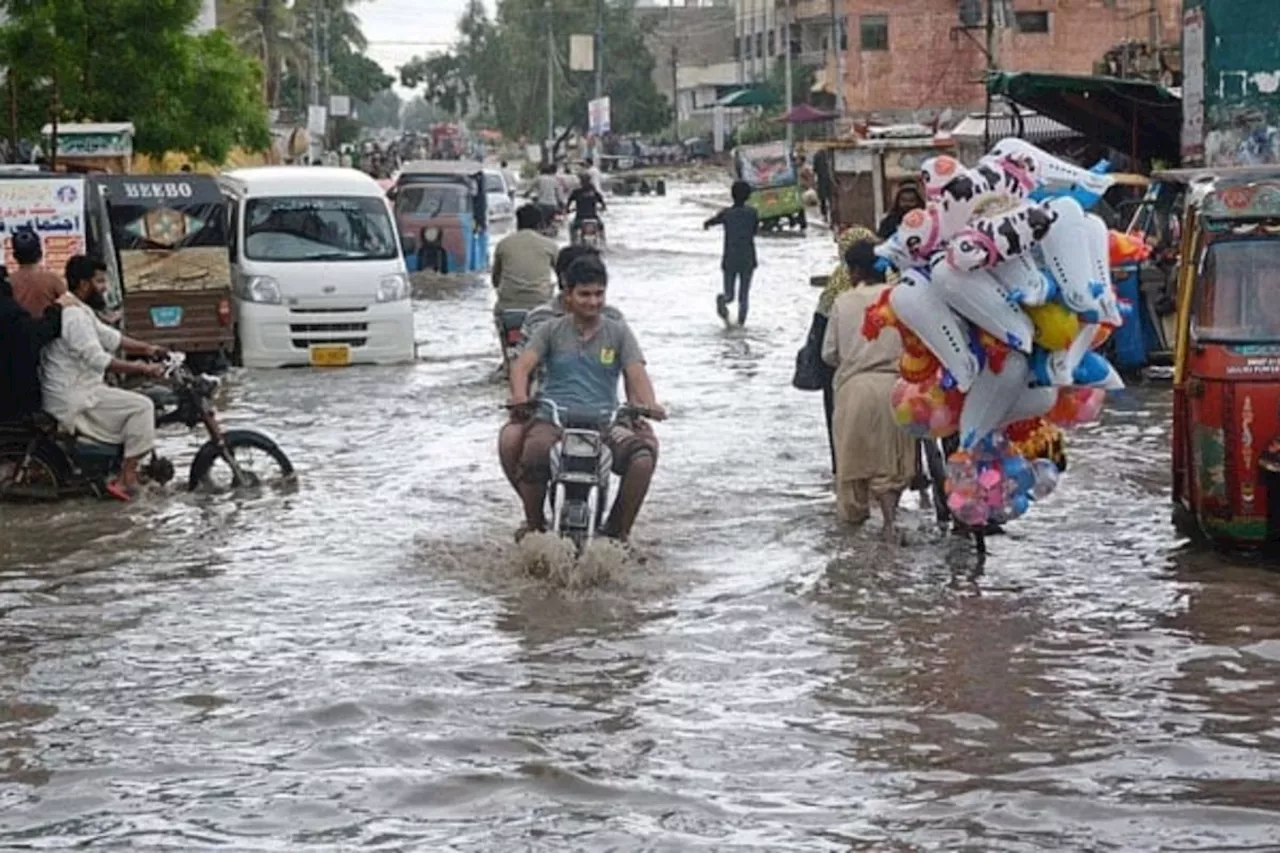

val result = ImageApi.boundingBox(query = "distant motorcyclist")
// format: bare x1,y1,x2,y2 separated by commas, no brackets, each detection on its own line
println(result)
531,164,564,226
492,204,558,313
41,256,168,500
500,254,664,542
566,173,607,244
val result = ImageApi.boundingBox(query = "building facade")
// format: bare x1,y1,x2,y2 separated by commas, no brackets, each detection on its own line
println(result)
839,0,1183,120
640,2,739,135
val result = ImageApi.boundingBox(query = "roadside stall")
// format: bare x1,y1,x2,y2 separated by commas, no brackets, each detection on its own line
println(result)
41,122,135,174
825,127,956,233
96,174,235,372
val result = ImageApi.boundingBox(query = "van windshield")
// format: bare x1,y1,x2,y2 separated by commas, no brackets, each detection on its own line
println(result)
244,196,397,262
1193,238,1280,342
483,172,506,194
395,183,470,217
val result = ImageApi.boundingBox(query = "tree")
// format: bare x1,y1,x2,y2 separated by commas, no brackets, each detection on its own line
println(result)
401,0,670,139
0,0,271,162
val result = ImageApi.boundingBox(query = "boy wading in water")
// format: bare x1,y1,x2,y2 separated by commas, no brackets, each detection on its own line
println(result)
704,180,759,327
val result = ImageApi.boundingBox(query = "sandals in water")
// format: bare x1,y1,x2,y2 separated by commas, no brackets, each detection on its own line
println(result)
103,479,137,502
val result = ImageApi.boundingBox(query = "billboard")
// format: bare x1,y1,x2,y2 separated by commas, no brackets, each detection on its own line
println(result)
588,97,611,136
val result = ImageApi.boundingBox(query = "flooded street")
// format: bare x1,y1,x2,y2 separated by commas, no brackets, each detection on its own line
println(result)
6,186,1280,851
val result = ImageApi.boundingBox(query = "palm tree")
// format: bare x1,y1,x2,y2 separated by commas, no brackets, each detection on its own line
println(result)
220,0,305,107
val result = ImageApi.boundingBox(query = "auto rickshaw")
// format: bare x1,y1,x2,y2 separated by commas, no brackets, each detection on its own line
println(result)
733,141,806,232
389,160,489,274
1171,167,1280,547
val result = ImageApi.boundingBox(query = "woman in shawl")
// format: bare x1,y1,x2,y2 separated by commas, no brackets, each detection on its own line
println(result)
821,239,916,539
796,226,878,474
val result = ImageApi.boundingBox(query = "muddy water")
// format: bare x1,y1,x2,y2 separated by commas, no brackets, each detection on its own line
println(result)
3,187,1280,851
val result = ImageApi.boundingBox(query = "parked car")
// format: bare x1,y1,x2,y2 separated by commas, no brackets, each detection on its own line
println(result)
484,168,515,224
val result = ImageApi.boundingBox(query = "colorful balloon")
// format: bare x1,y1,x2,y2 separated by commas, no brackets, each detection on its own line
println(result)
987,137,1116,206
1025,301,1080,351
931,259,1035,354
1047,386,1107,427
991,252,1055,307
886,267,982,392
958,351,1030,449
891,373,964,439
946,202,1056,272
1036,196,1103,317
1084,214,1124,327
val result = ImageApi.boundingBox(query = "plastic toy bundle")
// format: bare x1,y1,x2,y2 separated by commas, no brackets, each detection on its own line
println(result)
865,137,1132,527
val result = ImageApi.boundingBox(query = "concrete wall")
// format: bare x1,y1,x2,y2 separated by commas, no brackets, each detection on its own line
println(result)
640,4,740,104
840,0,1183,119
1184,0,1280,167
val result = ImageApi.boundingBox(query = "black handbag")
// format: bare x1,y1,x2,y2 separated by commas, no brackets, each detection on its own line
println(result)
792,312,832,391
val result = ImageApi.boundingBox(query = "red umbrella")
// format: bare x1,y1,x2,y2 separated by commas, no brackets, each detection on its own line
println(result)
776,103,838,124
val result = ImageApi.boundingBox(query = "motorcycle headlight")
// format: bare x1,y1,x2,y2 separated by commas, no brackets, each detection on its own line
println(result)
241,275,282,305
377,273,410,303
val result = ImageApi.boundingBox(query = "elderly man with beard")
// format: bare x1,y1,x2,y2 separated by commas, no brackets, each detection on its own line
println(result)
41,256,168,500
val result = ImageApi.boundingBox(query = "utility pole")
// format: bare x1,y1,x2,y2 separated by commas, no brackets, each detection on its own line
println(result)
783,0,794,149
594,0,604,100
1149,0,1160,46
309,3,320,108
320,0,330,106
546,0,555,155
982,0,995,149
669,0,678,143
828,0,844,115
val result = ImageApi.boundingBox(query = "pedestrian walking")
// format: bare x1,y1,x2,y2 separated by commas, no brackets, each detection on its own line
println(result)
822,239,916,541
703,180,760,327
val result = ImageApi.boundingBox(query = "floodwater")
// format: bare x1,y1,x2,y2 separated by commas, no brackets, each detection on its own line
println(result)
3,186,1280,852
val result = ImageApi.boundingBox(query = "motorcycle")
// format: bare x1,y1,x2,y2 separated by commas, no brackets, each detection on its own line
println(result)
573,217,605,250
495,308,529,379
0,353,295,501
538,207,563,238
508,399,656,554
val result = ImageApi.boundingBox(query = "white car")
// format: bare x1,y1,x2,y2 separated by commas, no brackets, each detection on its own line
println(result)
219,167,415,369
484,168,514,224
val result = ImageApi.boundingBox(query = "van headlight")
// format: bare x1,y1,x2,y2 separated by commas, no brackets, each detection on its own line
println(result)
377,273,410,302
240,275,282,304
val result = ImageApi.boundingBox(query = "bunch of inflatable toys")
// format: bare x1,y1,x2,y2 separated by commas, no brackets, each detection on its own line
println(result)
865,137,1149,528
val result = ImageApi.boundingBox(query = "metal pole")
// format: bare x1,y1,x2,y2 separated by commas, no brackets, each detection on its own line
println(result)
309,5,320,107
546,0,555,147
828,0,844,114
784,0,794,149
1149,0,1160,46
669,0,678,143
982,0,995,150
594,0,604,100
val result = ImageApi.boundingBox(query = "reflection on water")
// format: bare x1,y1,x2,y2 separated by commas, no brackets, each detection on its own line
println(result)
2,187,1280,850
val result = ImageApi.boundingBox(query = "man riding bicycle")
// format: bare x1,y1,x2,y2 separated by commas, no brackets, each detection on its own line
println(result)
500,254,664,542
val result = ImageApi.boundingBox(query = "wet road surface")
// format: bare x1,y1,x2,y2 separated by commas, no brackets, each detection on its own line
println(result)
3,186,1280,851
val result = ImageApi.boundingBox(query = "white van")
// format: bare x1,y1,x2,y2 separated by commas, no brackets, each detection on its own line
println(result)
220,167,414,368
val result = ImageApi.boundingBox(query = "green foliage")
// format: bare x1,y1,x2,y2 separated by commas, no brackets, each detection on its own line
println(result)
762,60,820,113
0,0,270,162
401,0,670,139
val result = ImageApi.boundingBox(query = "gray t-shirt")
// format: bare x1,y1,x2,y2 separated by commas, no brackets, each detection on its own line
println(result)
527,313,644,413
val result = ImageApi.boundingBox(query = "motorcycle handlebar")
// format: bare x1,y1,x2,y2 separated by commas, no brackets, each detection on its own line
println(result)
502,400,662,424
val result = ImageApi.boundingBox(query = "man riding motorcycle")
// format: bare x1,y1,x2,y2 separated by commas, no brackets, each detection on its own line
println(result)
500,254,664,542
492,204,559,314
42,255,169,500
566,173,607,246
520,244,626,342
531,164,564,229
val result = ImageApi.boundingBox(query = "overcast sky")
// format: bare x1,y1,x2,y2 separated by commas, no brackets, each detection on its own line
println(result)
357,0,471,92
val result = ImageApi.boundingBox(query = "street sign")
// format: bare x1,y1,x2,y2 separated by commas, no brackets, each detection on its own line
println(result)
569,34,595,72
329,95,351,118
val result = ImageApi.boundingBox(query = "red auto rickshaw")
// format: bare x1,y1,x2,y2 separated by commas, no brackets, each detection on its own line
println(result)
1172,168,1280,546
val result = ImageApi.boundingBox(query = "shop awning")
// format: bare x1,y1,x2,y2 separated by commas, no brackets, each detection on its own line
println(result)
986,71,1181,164
715,87,780,109
950,110,1082,144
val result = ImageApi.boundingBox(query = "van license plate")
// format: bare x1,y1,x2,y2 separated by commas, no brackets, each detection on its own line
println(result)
150,306,183,328
309,344,351,367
